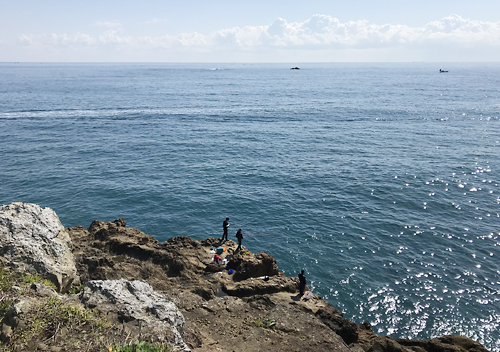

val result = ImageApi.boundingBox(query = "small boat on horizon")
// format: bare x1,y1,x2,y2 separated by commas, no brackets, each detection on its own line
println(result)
439,69,448,73
290,67,300,70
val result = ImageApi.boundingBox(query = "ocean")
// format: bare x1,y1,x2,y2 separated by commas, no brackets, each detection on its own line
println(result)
0,62,499,350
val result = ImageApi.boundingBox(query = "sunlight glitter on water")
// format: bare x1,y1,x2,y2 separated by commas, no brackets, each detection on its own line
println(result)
2,63,500,351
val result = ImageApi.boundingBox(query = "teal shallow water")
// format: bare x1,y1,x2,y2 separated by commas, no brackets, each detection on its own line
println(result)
1,63,499,350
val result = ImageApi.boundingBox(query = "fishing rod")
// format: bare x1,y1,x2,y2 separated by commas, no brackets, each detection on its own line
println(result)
243,233,283,236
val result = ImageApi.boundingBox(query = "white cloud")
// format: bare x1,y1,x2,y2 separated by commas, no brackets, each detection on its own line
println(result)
13,15,500,61
18,30,134,47
422,15,500,45
219,14,500,49
94,21,123,29
98,30,132,45
19,32,97,46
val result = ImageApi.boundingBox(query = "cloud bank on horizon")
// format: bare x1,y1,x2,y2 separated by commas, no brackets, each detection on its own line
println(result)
9,14,500,62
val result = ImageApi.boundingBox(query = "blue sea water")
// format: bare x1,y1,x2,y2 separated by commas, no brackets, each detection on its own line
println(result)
1,62,499,350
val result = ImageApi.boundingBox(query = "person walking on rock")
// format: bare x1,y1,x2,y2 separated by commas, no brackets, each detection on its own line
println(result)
298,269,306,296
222,217,230,241
235,228,243,251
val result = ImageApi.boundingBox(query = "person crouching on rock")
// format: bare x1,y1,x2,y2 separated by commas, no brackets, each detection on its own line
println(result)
213,254,223,265
298,269,306,296
236,228,243,251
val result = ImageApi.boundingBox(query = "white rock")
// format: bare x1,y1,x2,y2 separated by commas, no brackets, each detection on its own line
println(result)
0,202,78,292
81,279,190,351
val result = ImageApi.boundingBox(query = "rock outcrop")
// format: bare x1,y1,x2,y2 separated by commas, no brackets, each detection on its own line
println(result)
0,203,492,352
396,335,490,352
227,251,279,281
0,203,78,292
81,279,190,351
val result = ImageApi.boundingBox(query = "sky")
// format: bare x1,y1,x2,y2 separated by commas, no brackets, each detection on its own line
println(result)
1,0,500,62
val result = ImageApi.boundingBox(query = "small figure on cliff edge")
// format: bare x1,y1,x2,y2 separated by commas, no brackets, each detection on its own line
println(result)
235,228,243,251
298,269,306,296
222,217,230,241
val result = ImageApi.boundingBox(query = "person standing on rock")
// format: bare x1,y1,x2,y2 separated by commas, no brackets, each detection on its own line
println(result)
298,269,306,296
222,217,230,241
235,228,243,251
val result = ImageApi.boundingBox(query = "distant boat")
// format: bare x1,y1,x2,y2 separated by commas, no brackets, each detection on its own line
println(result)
290,67,300,70
439,69,448,73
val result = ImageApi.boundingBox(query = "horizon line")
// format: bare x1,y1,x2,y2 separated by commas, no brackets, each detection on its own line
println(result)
2,61,500,64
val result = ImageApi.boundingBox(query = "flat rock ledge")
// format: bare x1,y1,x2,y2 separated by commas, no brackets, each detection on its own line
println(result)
0,203,491,352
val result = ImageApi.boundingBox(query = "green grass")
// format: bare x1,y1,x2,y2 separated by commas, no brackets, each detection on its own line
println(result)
0,300,12,319
0,266,177,352
106,340,174,352
0,268,14,291
6,296,113,349
3,296,176,352
21,274,41,285
43,278,58,290
1,269,57,292
252,317,276,329
68,284,85,294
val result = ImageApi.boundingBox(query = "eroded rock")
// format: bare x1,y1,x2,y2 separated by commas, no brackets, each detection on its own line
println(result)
227,251,279,281
0,203,78,292
396,335,490,352
222,272,297,297
315,303,359,345
0,205,492,352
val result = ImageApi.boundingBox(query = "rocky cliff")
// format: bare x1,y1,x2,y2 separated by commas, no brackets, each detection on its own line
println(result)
0,203,491,352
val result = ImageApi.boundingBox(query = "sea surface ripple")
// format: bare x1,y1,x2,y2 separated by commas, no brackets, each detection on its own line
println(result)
1,62,499,350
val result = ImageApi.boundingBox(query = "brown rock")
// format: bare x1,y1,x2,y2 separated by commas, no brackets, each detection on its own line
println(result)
227,251,279,281
222,272,297,297
368,336,412,352
315,302,358,345
397,335,490,352
0,211,489,352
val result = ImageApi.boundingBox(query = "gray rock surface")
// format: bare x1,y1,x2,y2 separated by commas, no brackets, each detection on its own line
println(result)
80,279,190,351
0,202,78,292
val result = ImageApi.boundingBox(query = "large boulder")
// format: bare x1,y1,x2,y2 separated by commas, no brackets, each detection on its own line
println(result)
222,272,298,297
227,251,279,281
0,202,78,292
80,279,190,351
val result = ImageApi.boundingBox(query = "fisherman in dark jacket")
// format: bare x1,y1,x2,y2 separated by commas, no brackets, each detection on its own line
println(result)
298,269,306,296
236,228,243,251
222,217,230,241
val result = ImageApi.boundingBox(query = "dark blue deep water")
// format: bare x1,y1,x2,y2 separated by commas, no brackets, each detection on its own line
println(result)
1,62,499,350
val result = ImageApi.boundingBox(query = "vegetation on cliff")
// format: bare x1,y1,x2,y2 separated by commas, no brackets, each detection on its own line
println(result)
0,267,175,351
